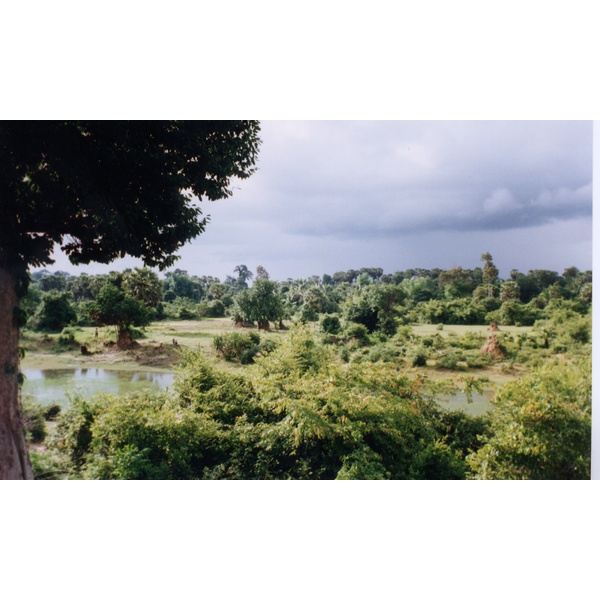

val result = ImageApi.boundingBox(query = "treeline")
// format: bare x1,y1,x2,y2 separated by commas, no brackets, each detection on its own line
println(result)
21,253,592,339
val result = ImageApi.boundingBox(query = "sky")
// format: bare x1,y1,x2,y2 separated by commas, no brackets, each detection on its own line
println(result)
48,120,593,282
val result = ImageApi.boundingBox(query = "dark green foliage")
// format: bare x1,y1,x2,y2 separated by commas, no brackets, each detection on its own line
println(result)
122,268,163,308
22,401,47,443
319,314,341,334
1,121,261,272
232,279,283,329
342,323,371,345
44,403,62,420
485,300,542,326
31,292,76,332
87,283,151,345
343,285,403,334
413,298,485,325
204,300,226,318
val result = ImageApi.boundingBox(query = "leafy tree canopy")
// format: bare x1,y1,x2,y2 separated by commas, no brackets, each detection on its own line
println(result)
0,120,261,272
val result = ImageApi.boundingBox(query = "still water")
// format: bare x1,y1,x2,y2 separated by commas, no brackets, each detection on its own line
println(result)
22,368,174,406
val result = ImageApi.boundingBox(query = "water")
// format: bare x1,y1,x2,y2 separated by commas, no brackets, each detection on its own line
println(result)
438,389,496,415
22,368,174,406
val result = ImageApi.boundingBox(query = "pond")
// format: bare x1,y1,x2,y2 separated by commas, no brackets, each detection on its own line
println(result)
21,368,175,407
438,389,496,415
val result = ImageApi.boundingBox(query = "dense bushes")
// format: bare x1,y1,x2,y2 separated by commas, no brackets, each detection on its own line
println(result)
212,331,277,364
29,292,77,332
467,360,591,479
47,329,488,479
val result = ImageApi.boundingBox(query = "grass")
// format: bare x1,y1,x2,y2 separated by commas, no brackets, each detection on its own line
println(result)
411,323,534,337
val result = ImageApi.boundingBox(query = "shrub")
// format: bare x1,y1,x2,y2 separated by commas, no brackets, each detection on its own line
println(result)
410,347,428,367
212,331,266,363
342,323,370,345
43,404,62,420
435,350,467,370
22,401,47,443
467,360,591,479
32,292,77,332
320,314,341,335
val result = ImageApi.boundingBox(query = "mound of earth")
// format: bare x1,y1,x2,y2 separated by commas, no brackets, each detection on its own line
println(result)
480,333,505,359
129,342,183,367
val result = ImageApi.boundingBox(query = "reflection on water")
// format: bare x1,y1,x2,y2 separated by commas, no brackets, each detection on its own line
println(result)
438,389,496,415
22,368,174,406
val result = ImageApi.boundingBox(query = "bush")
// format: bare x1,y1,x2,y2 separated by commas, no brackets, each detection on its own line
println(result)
467,360,591,479
22,401,47,443
410,347,428,367
342,323,370,345
32,292,77,332
435,350,467,370
213,331,264,363
319,314,341,335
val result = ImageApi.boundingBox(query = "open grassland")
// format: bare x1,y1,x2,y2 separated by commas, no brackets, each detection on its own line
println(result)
411,323,533,337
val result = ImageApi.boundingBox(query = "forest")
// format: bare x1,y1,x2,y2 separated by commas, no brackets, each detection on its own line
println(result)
20,253,592,480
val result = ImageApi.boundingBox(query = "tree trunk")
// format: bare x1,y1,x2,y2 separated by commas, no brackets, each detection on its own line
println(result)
0,264,33,479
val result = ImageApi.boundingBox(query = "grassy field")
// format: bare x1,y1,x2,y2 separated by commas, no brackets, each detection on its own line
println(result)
411,323,533,337
21,318,281,371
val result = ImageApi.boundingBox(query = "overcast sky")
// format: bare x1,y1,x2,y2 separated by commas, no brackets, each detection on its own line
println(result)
49,120,593,281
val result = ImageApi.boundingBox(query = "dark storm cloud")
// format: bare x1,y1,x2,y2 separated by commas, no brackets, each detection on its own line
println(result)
262,121,592,240
49,120,593,280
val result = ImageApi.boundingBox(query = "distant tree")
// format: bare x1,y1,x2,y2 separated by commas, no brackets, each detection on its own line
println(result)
33,292,77,332
234,265,254,288
38,273,68,292
255,265,270,280
67,273,96,302
122,267,162,308
163,269,201,301
439,267,476,299
208,282,227,300
88,284,151,348
0,120,260,478
481,252,499,297
500,280,520,302
233,279,283,330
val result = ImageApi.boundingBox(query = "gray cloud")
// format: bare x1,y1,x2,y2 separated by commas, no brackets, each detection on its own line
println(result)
49,121,593,280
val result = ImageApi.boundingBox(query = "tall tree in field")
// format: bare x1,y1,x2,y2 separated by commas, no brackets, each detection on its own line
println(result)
0,120,261,479
481,252,499,298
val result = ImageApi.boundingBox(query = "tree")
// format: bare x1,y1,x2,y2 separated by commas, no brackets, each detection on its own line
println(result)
88,284,151,348
481,252,499,297
500,280,520,302
0,120,260,479
233,264,254,288
255,265,270,280
232,279,283,330
32,292,77,332
122,267,163,308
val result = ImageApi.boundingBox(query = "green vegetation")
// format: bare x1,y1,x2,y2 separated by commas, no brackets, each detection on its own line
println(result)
1,120,261,479
21,254,592,480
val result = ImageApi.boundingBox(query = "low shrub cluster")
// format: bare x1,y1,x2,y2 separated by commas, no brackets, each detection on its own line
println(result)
212,331,277,364
46,329,493,479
